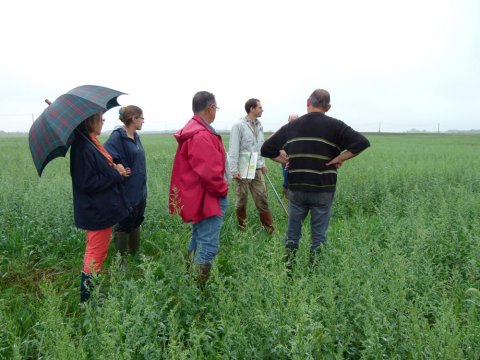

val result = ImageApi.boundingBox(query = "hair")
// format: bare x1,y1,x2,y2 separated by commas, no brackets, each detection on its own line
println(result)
119,105,143,125
308,89,330,109
245,98,260,114
288,113,298,122
192,91,216,113
82,112,103,134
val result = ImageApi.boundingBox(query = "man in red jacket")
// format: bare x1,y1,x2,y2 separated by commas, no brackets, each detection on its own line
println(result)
169,91,230,288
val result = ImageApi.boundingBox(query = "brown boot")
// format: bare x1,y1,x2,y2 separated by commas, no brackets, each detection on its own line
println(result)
236,208,247,231
197,263,212,290
259,211,275,234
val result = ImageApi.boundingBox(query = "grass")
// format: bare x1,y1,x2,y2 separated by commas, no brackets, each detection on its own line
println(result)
0,133,479,359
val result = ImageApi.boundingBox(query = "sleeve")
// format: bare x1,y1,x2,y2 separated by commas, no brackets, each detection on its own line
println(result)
188,133,228,198
257,124,265,168
228,123,241,174
72,146,123,194
104,130,124,164
336,123,371,154
260,125,287,159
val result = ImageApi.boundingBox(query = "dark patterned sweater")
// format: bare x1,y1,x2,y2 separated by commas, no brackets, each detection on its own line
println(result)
261,112,370,192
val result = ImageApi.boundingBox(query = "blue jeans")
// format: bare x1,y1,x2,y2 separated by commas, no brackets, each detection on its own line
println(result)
286,190,335,251
189,197,228,264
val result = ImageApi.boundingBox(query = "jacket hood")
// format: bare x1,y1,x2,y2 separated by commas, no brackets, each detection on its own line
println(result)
174,116,211,144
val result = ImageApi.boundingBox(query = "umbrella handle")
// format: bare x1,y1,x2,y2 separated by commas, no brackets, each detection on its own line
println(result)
45,99,52,105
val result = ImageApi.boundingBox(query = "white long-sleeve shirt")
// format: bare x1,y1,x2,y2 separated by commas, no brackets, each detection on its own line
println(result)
228,116,265,175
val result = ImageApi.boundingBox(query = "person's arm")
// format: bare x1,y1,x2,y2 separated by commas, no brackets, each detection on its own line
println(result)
189,134,228,198
325,150,356,168
72,145,123,193
260,125,287,164
228,123,241,179
104,130,123,164
271,149,288,165
328,124,370,168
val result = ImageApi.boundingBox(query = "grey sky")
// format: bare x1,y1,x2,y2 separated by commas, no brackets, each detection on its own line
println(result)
1,0,479,133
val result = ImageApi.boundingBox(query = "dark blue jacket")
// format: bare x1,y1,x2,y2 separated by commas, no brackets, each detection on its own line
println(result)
70,133,130,230
104,128,147,207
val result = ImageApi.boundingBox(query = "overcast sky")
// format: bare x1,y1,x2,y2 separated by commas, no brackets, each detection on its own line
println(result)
1,0,479,133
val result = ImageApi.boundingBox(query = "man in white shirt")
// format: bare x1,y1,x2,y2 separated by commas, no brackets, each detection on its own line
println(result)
228,98,274,234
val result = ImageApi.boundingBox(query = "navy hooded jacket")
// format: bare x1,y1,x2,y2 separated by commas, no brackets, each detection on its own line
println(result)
70,131,130,230
104,127,147,208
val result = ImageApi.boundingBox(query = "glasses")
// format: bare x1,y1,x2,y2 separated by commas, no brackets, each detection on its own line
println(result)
137,116,145,120
210,104,220,111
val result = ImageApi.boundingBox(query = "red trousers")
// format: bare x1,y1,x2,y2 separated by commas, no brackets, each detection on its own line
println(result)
83,227,112,273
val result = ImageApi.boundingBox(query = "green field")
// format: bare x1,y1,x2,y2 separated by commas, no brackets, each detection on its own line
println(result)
0,133,479,359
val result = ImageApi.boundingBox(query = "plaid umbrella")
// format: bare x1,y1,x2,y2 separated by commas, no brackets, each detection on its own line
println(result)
29,85,125,176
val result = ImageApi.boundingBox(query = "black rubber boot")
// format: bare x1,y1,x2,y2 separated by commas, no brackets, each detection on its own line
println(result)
80,271,94,303
129,227,141,255
114,231,129,270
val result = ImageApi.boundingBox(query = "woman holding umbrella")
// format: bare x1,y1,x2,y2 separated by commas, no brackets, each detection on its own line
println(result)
70,112,131,303
104,105,147,269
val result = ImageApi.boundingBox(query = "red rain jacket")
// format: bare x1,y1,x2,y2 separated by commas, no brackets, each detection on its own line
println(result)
169,115,228,223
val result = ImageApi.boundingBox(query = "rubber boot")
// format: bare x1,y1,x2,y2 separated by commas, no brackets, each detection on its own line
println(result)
113,231,129,270
80,271,94,303
197,263,212,290
236,208,247,231
129,227,141,256
259,211,275,234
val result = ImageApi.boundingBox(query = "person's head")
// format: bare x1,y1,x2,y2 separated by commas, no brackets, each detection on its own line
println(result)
245,98,263,119
307,89,331,113
83,112,104,136
288,113,298,122
192,91,218,124
119,105,144,131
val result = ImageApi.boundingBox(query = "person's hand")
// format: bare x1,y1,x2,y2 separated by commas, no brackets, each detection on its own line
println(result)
325,157,343,169
115,164,131,177
273,150,289,165
261,165,268,174
233,172,242,180
279,149,288,162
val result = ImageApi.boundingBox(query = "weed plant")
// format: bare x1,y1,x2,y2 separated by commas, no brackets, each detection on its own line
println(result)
0,133,479,359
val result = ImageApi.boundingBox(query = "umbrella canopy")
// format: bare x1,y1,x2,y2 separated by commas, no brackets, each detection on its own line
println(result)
29,85,125,176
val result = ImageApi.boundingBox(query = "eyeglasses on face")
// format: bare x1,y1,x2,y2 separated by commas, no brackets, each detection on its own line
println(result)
210,104,220,111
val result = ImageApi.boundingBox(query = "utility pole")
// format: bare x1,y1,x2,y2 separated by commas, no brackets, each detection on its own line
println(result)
378,122,381,133
438,123,440,134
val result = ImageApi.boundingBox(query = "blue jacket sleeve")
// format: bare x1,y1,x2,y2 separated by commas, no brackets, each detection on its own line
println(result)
104,130,124,164
72,144,123,194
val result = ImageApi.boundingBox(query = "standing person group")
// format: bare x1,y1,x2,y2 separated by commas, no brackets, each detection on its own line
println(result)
228,98,275,234
71,87,369,301
261,89,370,269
